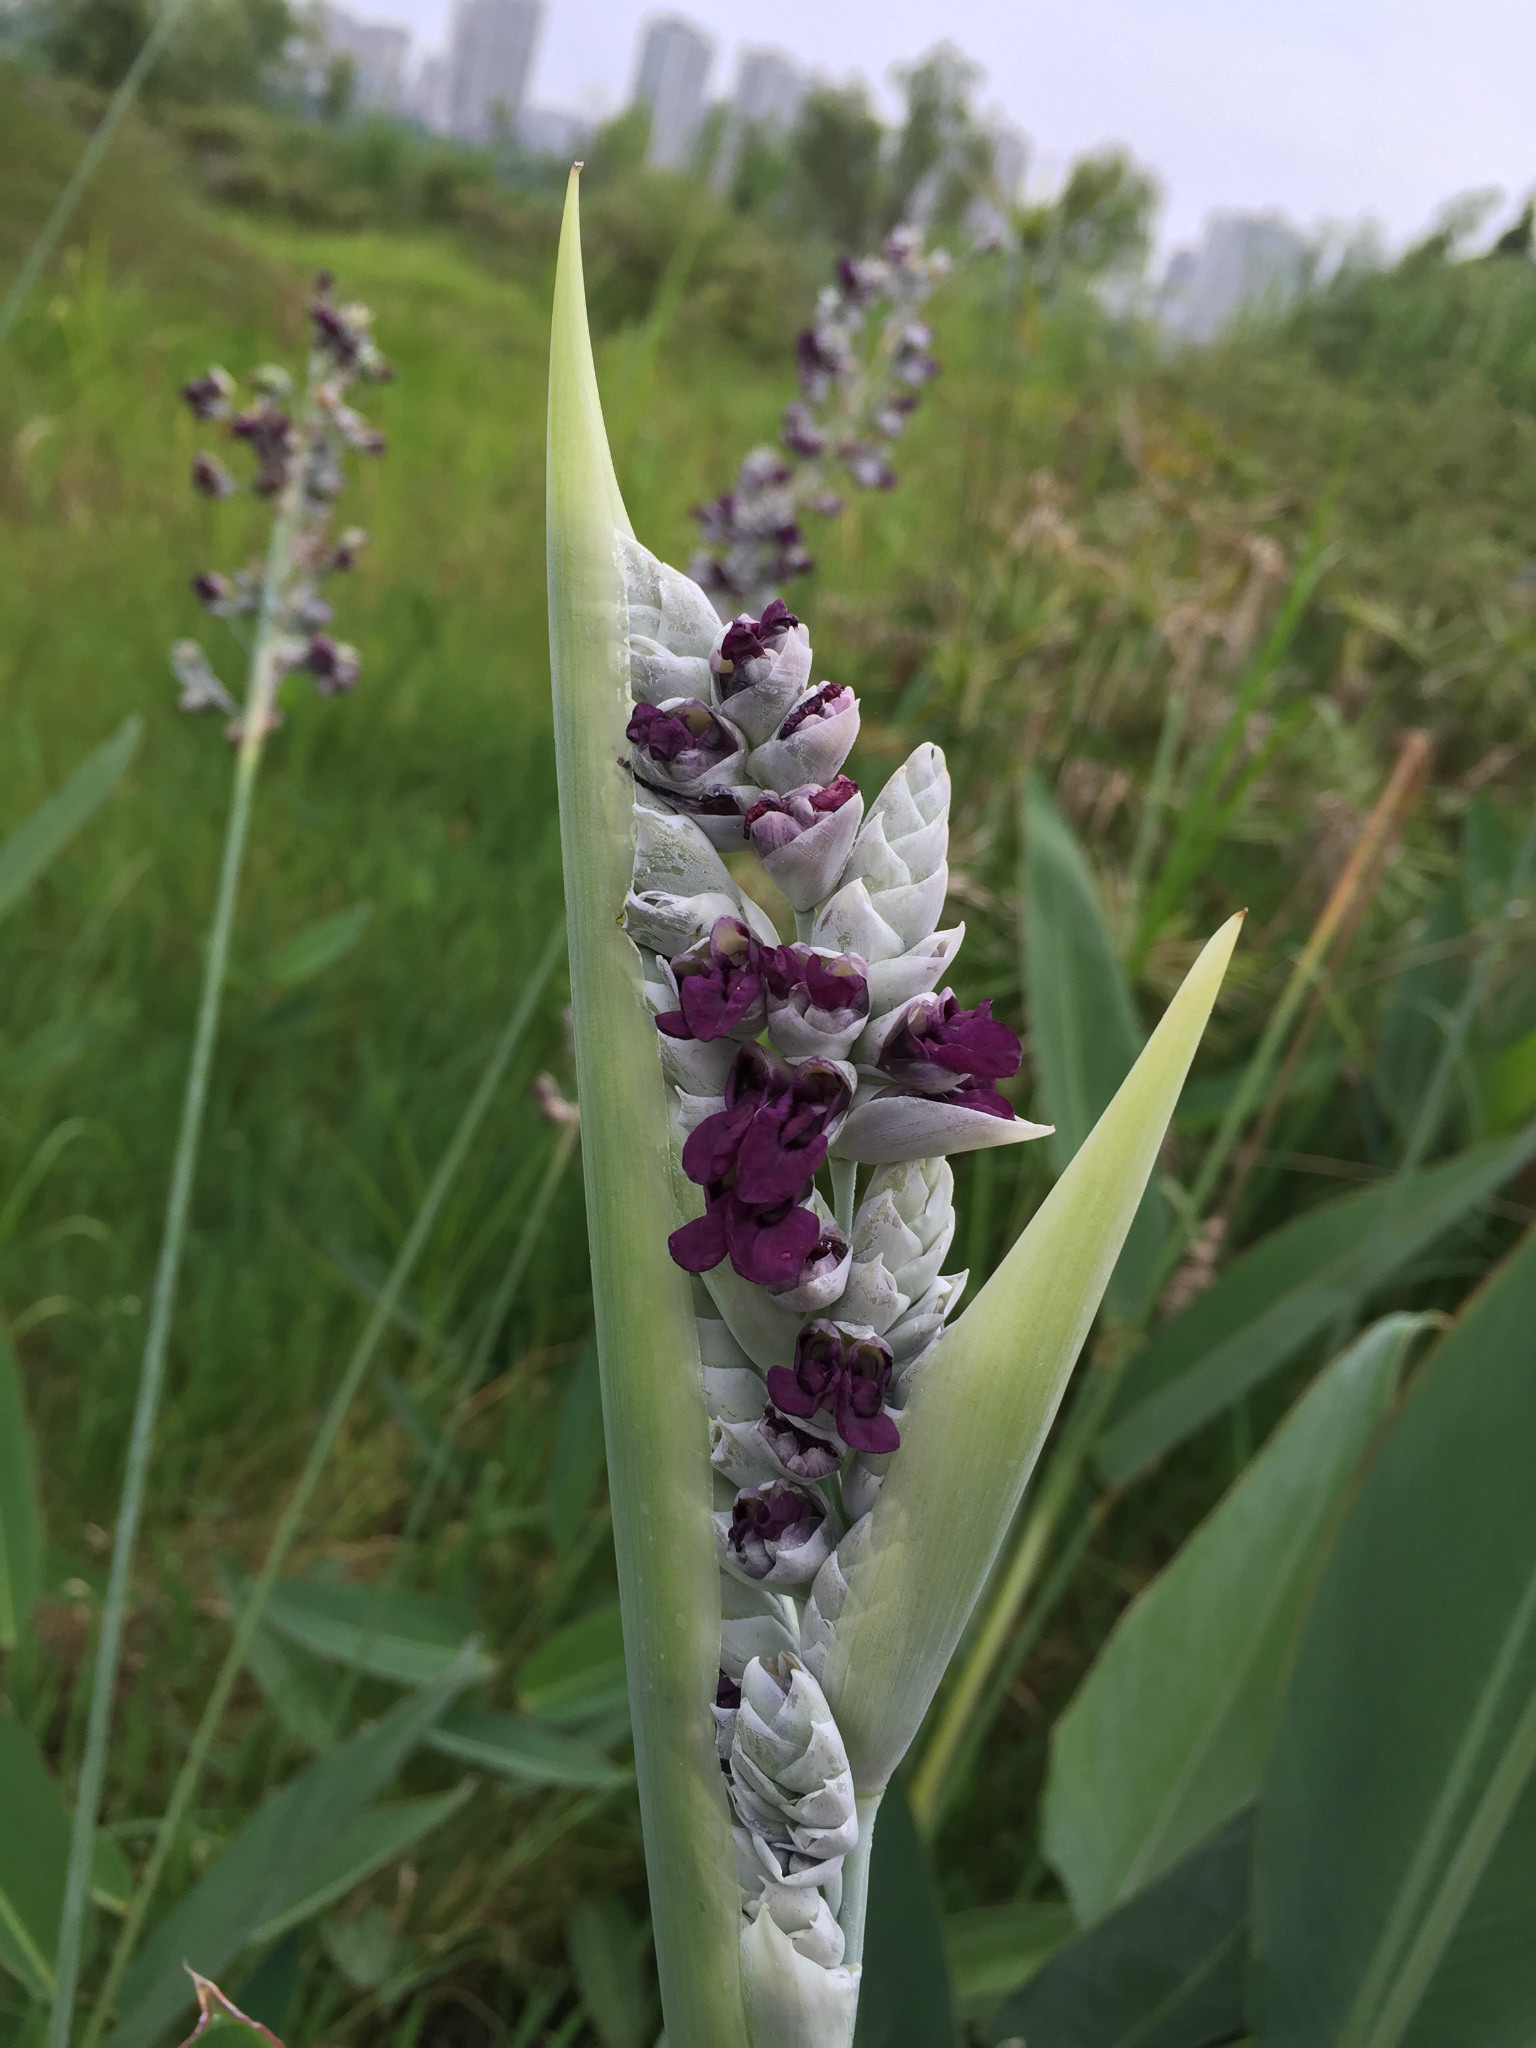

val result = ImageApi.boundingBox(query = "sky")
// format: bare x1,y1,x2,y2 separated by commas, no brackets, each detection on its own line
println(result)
363,0,1536,252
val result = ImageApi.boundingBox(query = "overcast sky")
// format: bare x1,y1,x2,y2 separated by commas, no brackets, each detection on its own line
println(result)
364,0,1536,251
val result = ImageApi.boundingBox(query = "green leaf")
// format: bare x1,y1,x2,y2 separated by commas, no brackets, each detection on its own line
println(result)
566,1892,654,2048
548,166,743,2046
516,1604,628,1725
986,1812,1254,2048
257,1578,495,1687
943,1901,1076,2020
0,1330,42,1651
1252,1225,1536,2048
1096,1121,1536,1485
249,1787,473,1945
426,1707,630,1789
546,1335,605,1553
0,718,141,925
108,1656,473,2048
266,902,374,990
0,1705,69,1998
1022,773,1167,1318
90,1835,133,1915
854,1783,960,2048
827,917,1242,1791
1045,1316,1425,1922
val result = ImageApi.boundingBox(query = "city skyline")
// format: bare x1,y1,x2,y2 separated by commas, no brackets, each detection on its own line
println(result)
322,0,1536,253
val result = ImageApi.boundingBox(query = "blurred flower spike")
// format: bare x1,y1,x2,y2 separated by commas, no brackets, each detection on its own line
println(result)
173,272,390,744
690,226,952,611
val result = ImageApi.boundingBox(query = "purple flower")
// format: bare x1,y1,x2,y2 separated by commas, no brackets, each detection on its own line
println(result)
627,699,743,790
191,572,230,610
713,599,799,690
743,776,863,914
766,1223,852,1312
797,327,850,403
766,1322,901,1455
191,452,237,499
781,402,826,458
760,942,869,1061
778,684,853,742
656,918,764,1042
758,1406,845,1479
304,635,361,695
669,1187,824,1286
749,685,860,794
844,444,897,491
728,1482,827,1580
877,991,1022,1105
717,1670,743,1710
181,367,235,419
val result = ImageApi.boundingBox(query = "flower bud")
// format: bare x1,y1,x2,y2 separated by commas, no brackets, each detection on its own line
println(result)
621,535,722,656
180,366,235,419
864,926,965,1018
304,635,361,695
170,640,236,717
629,635,714,706
731,1655,858,1858
747,1881,847,1970
840,1456,886,1522
191,452,237,499
744,779,863,913
624,887,743,957
740,1901,860,2048
718,1483,837,1586
885,1272,966,1403
720,1574,802,1684
627,699,746,795
849,1158,957,1305
748,685,860,794
801,1517,871,1682
762,945,870,1063
715,1669,742,1762
766,1215,851,1313
816,741,949,959
710,600,814,745
713,1404,845,1488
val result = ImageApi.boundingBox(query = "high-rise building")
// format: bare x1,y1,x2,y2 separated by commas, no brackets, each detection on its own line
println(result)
411,53,449,131
712,44,805,190
1159,212,1309,342
312,3,412,113
446,0,543,142
632,13,714,169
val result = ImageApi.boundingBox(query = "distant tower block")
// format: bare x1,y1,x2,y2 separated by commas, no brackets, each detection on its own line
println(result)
632,13,715,168
447,0,543,141
713,43,806,188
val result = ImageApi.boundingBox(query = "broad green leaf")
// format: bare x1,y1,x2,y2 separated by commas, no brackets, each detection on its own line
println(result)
516,1604,628,1725
0,717,141,925
249,1787,472,1944
1252,1225,1536,2048
266,902,373,989
91,1835,133,1915
1095,1121,1536,1484
855,1783,960,2048
108,1656,473,2048
427,1707,630,1789
0,1330,42,1650
548,167,743,2045
943,1901,1076,2019
566,1892,654,2048
827,917,1242,1791
217,1561,344,1752
320,1905,397,1990
987,1812,1254,2048
1480,1024,1536,1133
1022,773,1167,1318
546,1335,606,1553
0,1705,69,1997
258,1578,494,1687
1045,1316,1424,1922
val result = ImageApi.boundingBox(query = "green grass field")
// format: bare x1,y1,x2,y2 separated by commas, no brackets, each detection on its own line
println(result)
3,56,1536,2047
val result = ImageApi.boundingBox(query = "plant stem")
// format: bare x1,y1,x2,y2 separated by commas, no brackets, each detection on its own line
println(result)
0,0,191,351
839,1790,885,1971
47,458,298,2048
80,919,565,2048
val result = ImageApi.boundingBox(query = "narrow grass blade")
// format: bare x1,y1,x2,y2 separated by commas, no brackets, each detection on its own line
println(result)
987,1811,1254,2048
1044,1314,1426,1921
1021,772,1167,1318
1096,1120,1536,1484
547,168,745,2043
426,1709,630,1791
1253,1225,1536,2048
0,719,141,925
826,917,1242,1793
0,1705,70,1998
107,1657,474,2048
248,1786,474,1945
0,1328,42,1650
515,1604,627,1725
565,1893,654,2048
256,1580,494,1687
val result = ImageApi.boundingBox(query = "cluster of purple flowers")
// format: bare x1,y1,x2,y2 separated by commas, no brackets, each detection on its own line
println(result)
172,275,389,740
688,228,951,611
